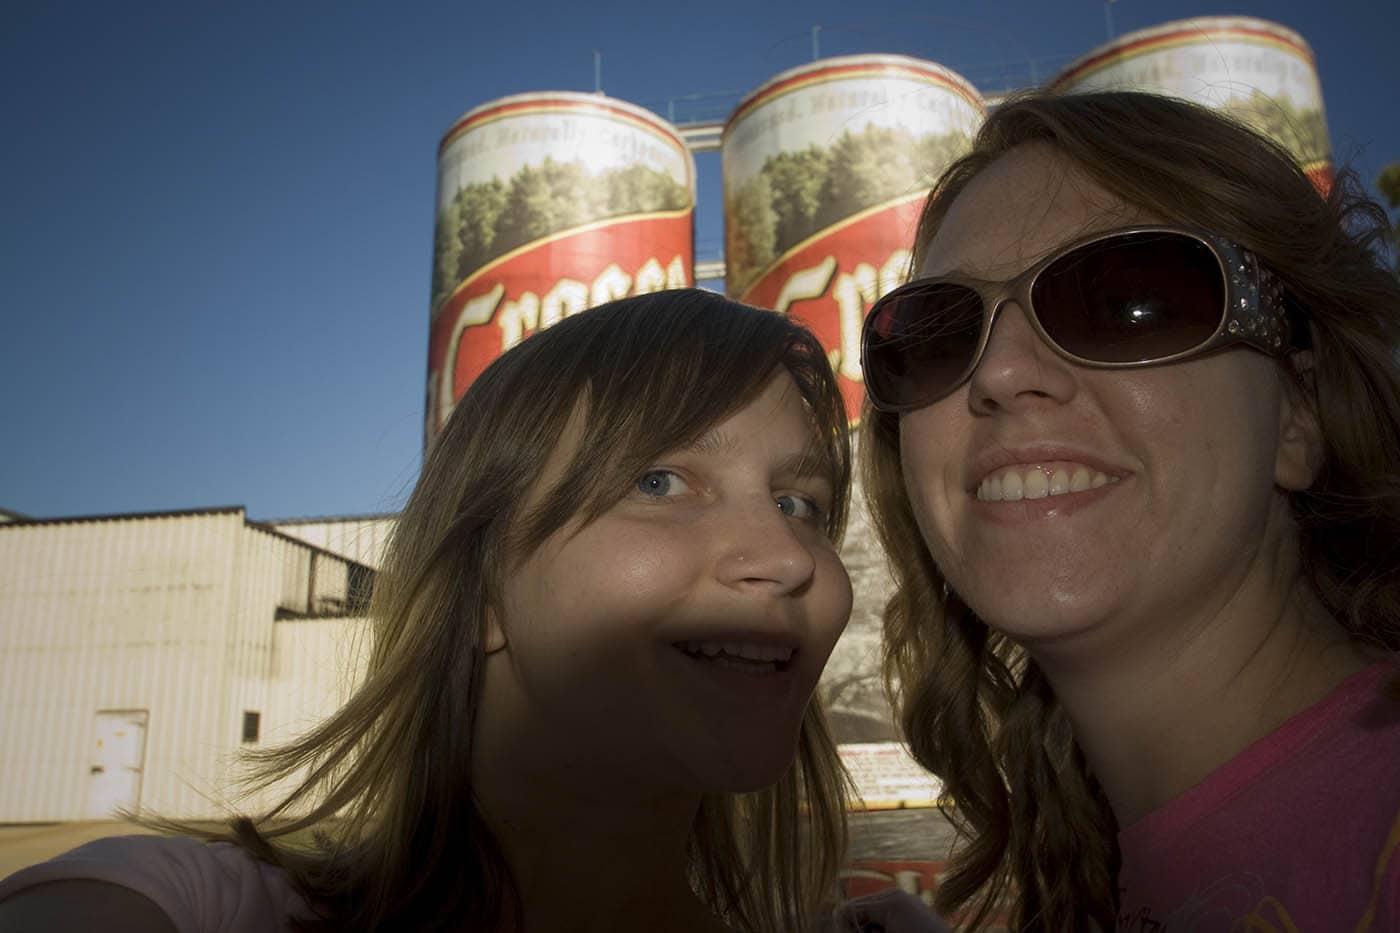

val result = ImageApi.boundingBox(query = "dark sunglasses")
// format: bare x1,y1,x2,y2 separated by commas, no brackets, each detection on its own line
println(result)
860,226,1300,413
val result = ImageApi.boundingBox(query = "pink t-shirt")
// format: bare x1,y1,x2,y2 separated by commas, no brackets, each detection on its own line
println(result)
0,834,310,932
1116,661,1400,933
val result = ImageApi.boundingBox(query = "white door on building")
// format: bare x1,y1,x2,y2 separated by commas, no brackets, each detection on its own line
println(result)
85,710,148,819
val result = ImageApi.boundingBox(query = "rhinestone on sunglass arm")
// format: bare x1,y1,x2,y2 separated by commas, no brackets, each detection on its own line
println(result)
1214,233,1291,352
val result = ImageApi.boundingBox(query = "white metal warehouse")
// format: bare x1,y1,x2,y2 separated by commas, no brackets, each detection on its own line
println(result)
0,509,393,822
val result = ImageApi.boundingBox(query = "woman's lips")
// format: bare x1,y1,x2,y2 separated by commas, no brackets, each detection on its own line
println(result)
975,461,1121,502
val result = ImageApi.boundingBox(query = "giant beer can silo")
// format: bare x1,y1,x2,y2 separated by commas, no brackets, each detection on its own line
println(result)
427,92,696,447
1049,17,1332,190
722,55,984,421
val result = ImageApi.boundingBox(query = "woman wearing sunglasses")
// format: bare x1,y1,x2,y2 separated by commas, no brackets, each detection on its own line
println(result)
860,91,1400,932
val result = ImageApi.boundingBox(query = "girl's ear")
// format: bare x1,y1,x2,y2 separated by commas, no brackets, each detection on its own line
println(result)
1275,351,1323,492
483,606,508,654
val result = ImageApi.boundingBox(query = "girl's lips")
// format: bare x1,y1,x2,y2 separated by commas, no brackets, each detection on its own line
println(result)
673,637,796,665
668,641,802,701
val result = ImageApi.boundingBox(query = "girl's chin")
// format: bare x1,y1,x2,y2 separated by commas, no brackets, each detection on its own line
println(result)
686,735,806,794
703,769,794,795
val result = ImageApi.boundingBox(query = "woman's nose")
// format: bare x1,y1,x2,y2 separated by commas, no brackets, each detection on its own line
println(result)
966,303,1077,413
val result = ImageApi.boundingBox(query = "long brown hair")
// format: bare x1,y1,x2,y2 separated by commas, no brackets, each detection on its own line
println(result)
209,290,853,931
860,91,1400,931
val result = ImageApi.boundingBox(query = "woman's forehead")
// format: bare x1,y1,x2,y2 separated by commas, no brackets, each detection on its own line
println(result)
919,143,1149,280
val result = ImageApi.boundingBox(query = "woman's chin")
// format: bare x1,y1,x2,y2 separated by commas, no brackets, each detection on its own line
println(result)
962,586,1121,648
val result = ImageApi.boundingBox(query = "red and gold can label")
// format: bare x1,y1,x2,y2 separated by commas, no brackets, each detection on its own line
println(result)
426,212,690,438
428,92,695,445
1050,17,1333,189
739,194,925,422
723,55,983,419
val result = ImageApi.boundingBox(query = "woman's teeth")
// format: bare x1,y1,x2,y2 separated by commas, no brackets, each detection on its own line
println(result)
976,465,1119,502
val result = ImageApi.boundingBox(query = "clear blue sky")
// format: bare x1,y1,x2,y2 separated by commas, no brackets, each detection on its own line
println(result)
3,0,1395,521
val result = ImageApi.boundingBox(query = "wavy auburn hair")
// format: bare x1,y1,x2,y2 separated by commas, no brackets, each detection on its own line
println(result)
200,289,854,932
860,91,1400,932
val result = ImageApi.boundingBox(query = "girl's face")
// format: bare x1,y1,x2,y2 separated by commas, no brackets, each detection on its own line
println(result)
897,144,1319,655
483,370,852,794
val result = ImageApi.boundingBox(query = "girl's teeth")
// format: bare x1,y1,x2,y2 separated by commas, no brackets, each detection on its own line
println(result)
680,641,794,663
713,656,776,674
976,466,1119,502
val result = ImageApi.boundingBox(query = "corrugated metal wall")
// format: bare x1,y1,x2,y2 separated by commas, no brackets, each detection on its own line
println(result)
0,511,242,820
270,516,396,570
0,511,372,822
236,616,374,815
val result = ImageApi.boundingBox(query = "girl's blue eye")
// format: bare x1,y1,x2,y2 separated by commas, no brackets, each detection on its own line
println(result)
637,469,688,497
776,494,822,522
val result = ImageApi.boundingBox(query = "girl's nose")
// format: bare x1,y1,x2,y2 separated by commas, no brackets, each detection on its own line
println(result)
713,499,817,595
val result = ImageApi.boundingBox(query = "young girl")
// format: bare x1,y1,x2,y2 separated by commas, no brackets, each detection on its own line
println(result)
0,290,866,932
859,92,1400,931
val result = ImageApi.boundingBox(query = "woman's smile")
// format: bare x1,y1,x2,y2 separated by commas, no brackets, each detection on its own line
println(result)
898,143,1300,644
973,462,1120,501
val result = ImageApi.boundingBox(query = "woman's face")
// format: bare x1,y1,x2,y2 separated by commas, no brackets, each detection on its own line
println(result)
482,370,852,794
897,144,1318,654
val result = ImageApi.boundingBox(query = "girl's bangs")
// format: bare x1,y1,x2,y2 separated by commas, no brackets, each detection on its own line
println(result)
512,297,850,552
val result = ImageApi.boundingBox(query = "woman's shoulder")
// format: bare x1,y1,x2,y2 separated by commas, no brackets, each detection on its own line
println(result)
1307,659,1400,768
0,833,311,933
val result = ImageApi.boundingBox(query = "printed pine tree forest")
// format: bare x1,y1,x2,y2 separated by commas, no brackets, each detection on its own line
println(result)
433,160,691,311
724,124,972,296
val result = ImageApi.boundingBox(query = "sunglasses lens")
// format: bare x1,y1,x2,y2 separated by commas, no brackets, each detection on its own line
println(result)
1032,232,1225,363
863,282,984,410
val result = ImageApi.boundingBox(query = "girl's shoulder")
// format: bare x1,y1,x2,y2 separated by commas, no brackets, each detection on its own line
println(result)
828,888,952,933
0,833,311,933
